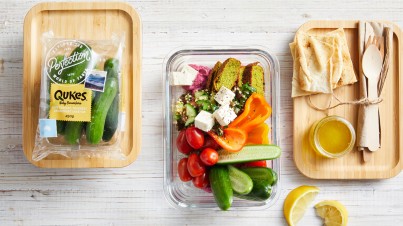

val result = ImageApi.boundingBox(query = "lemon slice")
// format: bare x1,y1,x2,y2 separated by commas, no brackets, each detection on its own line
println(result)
283,185,319,226
315,200,348,226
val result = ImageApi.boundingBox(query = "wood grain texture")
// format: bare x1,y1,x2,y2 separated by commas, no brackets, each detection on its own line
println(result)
22,2,142,168
0,0,403,225
293,20,403,179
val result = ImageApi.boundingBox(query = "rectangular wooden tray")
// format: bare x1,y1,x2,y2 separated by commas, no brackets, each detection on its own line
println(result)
22,2,142,168
293,20,402,179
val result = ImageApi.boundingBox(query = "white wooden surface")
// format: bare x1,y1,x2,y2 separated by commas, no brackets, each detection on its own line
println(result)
1,0,403,225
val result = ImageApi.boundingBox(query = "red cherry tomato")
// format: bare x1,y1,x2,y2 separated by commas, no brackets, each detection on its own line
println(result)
199,148,219,166
241,160,267,168
187,153,205,177
202,136,221,150
192,173,209,189
176,130,193,155
185,126,205,149
178,158,193,182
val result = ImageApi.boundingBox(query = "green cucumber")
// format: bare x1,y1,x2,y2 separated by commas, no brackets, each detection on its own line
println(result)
185,116,195,126
57,121,66,135
103,95,119,141
86,76,119,144
185,104,196,117
102,59,120,142
209,166,233,211
240,167,278,186
234,179,272,201
104,58,119,77
234,167,277,201
184,104,196,126
228,165,253,195
217,145,281,165
64,121,85,145
61,44,93,142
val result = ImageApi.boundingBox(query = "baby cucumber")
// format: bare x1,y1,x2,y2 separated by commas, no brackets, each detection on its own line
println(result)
103,96,119,141
86,76,119,144
228,165,253,195
234,179,272,202
104,58,119,77
64,121,85,145
60,44,93,142
209,166,233,211
240,167,278,186
102,58,120,141
234,167,277,201
217,145,281,165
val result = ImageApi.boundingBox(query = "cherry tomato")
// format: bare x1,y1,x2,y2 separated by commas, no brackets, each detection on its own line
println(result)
202,136,221,150
192,173,209,189
185,126,205,149
187,153,205,177
176,130,193,155
178,158,193,182
241,160,267,168
200,148,219,166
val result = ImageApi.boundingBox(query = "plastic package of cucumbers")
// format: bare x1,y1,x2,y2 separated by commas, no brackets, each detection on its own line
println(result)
32,32,126,161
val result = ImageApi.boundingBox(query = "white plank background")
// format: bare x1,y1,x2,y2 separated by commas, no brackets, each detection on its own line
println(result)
1,0,403,225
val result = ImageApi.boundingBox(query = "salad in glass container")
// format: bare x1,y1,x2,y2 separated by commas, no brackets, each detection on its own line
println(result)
164,48,281,211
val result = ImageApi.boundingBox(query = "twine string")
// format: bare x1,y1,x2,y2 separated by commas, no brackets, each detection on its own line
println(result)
307,93,383,112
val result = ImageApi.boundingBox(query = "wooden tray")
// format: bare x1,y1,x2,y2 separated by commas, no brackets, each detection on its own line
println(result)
293,20,402,179
22,2,142,168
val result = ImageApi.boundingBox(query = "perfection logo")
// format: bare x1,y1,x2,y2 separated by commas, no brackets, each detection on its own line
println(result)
45,40,92,85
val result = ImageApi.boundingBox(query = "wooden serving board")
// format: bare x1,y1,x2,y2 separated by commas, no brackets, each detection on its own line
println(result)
22,2,142,168
293,20,402,179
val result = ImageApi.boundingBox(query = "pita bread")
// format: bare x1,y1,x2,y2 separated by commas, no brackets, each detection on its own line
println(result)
296,33,334,93
327,28,358,86
290,28,357,98
290,42,315,97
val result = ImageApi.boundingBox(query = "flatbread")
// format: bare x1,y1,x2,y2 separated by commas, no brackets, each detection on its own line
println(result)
290,28,356,98
290,42,315,97
328,35,344,88
327,28,358,86
296,32,334,93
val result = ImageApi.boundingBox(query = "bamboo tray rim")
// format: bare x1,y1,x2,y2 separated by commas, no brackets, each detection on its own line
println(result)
22,1,142,168
292,20,402,179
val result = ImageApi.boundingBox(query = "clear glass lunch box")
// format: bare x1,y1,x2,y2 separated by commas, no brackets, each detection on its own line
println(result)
163,46,281,210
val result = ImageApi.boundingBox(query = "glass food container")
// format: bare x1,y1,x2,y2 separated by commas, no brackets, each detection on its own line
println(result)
163,46,281,210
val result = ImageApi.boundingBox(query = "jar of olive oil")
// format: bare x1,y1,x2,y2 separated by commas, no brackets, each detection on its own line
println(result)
309,116,356,158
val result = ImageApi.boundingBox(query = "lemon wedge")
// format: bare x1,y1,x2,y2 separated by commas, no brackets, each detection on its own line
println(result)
283,185,319,226
315,200,348,226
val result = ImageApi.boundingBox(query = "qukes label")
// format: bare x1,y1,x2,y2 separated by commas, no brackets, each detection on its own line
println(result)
54,90,88,101
49,84,92,122
45,40,92,84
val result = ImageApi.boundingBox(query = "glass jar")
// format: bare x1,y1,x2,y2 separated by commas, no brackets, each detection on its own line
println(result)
309,116,356,158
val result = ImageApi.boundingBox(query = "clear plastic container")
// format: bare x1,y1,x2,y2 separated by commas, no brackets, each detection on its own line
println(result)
163,46,281,210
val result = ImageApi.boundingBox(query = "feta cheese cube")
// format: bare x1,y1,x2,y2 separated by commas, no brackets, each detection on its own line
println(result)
170,65,199,86
213,105,237,126
170,71,195,86
214,86,235,105
181,65,199,80
195,110,215,132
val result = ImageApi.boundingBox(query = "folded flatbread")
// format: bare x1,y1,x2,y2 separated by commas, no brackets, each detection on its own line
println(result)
296,32,334,94
327,28,358,86
290,42,314,97
290,28,357,98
